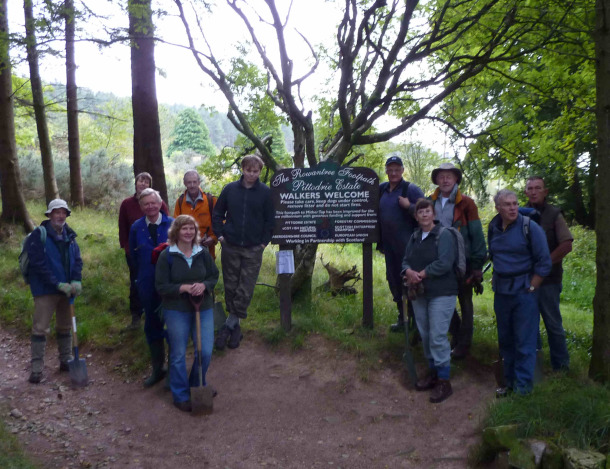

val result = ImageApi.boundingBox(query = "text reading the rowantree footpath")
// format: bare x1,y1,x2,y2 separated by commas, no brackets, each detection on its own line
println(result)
271,162,380,244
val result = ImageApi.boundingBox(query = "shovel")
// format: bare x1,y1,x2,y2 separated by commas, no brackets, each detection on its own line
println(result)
190,295,214,416
68,303,88,388
402,288,418,387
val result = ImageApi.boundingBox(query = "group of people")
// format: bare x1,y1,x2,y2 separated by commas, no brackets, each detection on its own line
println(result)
379,157,572,402
25,154,275,414
23,153,572,410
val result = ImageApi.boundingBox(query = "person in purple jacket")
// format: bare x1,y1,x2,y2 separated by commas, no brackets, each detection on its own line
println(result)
25,199,83,384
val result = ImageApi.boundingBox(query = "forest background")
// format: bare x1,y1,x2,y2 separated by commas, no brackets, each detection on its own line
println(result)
0,0,609,465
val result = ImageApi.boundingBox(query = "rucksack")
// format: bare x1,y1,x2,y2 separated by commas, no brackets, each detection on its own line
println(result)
177,191,215,216
436,226,467,280
19,226,47,284
151,242,171,265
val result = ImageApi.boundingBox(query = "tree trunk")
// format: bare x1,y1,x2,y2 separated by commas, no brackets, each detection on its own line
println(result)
590,0,610,383
128,0,167,203
0,0,34,231
64,0,84,208
24,0,59,205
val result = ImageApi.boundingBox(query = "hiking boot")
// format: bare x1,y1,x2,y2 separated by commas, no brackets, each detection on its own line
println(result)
173,400,192,412
59,362,69,372
30,334,45,383
28,371,42,384
144,340,166,388
415,372,438,391
451,343,470,360
215,324,231,351
390,320,405,333
227,324,243,349
430,379,453,403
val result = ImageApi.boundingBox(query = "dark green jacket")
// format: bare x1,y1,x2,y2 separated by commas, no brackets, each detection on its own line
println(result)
155,247,219,312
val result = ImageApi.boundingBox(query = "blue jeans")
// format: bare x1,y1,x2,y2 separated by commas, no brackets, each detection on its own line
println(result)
494,292,539,394
412,295,456,379
165,308,214,404
537,283,570,370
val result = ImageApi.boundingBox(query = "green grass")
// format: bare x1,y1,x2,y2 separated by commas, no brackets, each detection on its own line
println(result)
0,202,605,455
0,417,38,468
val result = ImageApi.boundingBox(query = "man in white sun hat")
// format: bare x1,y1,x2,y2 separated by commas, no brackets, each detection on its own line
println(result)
24,199,83,384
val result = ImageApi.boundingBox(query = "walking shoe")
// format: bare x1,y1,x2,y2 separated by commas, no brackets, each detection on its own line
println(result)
451,343,470,360
215,324,231,351
389,320,405,333
59,362,69,372
227,324,243,349
28,371,42,384
173,400,192,412
429,379,453,403
415,372,438,391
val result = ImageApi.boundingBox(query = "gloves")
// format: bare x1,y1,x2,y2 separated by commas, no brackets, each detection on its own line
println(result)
71,281,82,297
57,283,73,297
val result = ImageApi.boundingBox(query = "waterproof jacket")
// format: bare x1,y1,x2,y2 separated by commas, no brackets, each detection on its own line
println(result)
155,246,219,313
129,213,174,295
27,220,83,297
173,188,218,258
488,213,551,295
430,187,487,271
401,222,458,298
212,176,275,247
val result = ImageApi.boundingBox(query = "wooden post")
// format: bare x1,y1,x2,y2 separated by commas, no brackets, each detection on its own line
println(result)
362,242,373,328
279,273,292,331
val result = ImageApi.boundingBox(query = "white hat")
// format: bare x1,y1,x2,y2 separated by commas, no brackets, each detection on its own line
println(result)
45,199,71,216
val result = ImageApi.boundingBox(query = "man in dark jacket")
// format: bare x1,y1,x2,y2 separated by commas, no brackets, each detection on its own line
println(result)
26,199,83,384
212,154,275,350
377,155,424,331
525,176,572,371
118,172,169,329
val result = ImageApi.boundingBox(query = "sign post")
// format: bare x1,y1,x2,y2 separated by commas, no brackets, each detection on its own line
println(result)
271,162,379,329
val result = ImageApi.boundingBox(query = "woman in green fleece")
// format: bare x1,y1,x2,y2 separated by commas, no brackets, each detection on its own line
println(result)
155,215,219,412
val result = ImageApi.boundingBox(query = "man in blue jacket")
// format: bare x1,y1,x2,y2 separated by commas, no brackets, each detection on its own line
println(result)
488,189,551,395
129,188,174,387
26,199,83,384
377,155,424,332
212,154,275,350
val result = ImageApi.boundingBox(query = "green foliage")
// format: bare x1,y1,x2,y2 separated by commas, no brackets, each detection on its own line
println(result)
437,0,595,225
167,108,216,157
484,376,610,452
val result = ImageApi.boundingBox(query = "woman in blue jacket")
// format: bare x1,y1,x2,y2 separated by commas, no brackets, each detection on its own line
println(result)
402,198,457,403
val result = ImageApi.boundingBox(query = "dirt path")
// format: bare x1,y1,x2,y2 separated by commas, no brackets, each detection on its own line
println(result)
0,325,495,468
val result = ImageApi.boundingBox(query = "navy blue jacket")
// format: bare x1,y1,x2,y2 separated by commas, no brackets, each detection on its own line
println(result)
488,213,551,295
212,176,275,247
129,213,174,295
27,220,83,297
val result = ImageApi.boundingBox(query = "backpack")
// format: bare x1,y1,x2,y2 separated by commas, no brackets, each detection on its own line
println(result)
177,191,215,216
19,226,47,284
436,226,467,280
151,242,171,265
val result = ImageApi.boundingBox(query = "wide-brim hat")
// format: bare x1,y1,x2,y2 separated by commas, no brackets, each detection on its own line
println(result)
45,198,71,216
431,162,462,185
